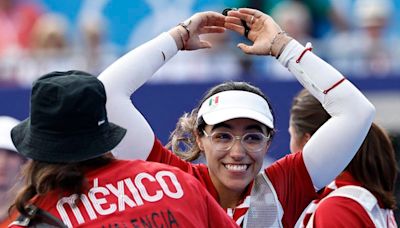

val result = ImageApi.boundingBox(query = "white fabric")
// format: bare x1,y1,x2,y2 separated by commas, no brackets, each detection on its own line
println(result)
243,172,283,228
197,90,274,128
294,181,338,228
227,196,250,226
279,40,375,189
304,185,397,228
100,33,375,193
98,32,177,159
0,116,20,152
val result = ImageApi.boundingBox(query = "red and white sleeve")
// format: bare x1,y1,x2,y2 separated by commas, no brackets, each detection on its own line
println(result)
278,40,376,190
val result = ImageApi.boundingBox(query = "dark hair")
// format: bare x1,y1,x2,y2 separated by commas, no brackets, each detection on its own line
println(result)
10,153,115,217
349,122,398,209
290,89,398,209
290,89,330,139
166,81,275,161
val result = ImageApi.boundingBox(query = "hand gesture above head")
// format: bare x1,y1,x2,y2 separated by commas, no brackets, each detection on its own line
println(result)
224,8,292,57
169,11,226,50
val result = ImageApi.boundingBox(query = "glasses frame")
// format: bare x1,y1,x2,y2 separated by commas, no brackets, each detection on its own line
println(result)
202,130,270,153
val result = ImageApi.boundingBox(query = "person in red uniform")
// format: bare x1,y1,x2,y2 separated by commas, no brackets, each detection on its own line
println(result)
99,8,376,227
289,89,397,227
7,11,238,228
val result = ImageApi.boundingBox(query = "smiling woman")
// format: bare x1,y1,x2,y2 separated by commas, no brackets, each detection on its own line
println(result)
200,118,271,204
99,8,375,227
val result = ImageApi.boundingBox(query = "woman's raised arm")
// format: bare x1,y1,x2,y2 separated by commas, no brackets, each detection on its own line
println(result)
98,12,226,159
225,8,375,189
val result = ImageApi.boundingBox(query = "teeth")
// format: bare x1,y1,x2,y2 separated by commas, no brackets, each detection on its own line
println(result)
225,164,248,171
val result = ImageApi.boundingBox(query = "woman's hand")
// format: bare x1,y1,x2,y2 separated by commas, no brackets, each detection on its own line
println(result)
169,11,226,50
224,8,292,56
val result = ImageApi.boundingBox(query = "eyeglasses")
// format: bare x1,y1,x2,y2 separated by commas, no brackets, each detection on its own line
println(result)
202,130,270,153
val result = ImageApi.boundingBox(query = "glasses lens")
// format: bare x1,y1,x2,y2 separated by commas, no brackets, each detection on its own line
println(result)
242,133,268,152
211,132,234,151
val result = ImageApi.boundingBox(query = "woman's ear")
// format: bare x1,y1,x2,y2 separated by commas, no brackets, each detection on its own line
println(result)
194,130,205,151
302,132,312,147
304,132,311,143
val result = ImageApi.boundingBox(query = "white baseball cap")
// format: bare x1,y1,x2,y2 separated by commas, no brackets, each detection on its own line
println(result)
0,116,20,152
197,90,274,129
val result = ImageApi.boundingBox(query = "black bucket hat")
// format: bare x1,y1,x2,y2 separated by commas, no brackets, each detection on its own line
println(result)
11,70,127,163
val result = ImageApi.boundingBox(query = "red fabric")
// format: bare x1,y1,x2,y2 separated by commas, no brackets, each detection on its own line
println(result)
147,139,220,200
8,160,237,228
266,151,317,227
313,196,374,227
308,172,376,227
0,213,18,228
148,139,317,227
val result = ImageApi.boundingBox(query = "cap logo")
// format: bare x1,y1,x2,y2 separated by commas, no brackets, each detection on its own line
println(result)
208,96,219,107
98,120,105,126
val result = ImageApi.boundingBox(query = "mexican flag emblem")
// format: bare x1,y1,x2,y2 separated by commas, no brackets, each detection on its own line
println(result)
209,96,219,106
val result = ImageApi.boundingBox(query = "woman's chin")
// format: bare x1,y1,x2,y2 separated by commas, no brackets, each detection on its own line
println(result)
224,178,252,193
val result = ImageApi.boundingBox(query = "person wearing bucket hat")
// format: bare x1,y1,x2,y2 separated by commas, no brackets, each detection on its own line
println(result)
0,116,26,227
289,90,397,227
98,8,375,227
11,71,127,163
7,19,238,228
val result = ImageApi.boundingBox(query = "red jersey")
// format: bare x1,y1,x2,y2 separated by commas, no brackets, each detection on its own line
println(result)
8,160,238,228
147,139,317,227
306,172,397,227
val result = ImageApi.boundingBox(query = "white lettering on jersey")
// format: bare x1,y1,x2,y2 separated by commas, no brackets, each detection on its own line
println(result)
106,180,137,211
56,194,85,227
56,171,185,227
88,181,117,215
135,173,163,202
155,171,183,199
124,177,144,206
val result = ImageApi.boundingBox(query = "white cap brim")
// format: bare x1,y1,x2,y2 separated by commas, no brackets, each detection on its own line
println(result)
202,108,274,129
197,90,274,129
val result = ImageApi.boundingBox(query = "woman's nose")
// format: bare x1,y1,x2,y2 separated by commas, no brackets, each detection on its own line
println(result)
228,139,246,159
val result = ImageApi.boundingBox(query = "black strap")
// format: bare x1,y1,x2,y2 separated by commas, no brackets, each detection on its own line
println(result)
11,205,67,228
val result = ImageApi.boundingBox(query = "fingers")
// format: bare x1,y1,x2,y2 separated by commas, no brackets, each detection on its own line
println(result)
225,16,244,27
226,8,267,27
224,21,243,35
224,9,261,38
188,12,225,37
226,10,248,23
202,11,226,27
227,10,255,24
203,11,226,20
237,43,253,54
199,41,212,49
238,8,264,18
186,40,212,50
199,26,225,34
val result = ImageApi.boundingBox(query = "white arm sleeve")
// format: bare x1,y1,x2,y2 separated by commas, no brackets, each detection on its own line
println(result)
278,40,376,190
98,33,179,159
